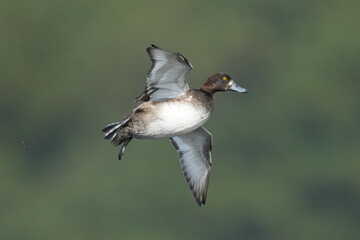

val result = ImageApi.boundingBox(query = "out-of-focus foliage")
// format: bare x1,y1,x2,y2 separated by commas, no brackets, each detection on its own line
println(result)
1,0,359,239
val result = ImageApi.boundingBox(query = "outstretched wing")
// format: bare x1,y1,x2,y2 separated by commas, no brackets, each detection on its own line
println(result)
136,44,193,102
169,127,212,206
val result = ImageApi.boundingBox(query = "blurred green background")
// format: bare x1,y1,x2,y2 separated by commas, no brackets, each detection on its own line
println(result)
1,0,359,239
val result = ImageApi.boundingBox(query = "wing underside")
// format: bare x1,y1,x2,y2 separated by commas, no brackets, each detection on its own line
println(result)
136,44,193,102
169,126,212,205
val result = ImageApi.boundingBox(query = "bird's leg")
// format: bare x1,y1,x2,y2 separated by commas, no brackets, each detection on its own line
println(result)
118,137,133,160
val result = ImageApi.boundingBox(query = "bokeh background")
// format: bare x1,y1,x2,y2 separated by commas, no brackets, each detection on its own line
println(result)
1,0,359,239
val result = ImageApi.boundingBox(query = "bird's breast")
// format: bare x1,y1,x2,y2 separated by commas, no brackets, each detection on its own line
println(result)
134,101,211,139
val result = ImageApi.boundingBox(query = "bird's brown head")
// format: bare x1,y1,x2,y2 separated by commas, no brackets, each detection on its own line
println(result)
200,72,247,94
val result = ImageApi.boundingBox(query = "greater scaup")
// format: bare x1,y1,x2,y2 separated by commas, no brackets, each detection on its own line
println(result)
102,44,247,205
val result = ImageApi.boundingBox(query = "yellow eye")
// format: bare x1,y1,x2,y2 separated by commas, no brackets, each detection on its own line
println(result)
222,77,227,81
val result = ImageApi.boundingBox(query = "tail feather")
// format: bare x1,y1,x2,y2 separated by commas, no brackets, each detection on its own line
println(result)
102,116,131,145
103,122,122,140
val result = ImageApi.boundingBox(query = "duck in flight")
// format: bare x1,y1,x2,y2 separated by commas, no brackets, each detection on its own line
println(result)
102,44,247,205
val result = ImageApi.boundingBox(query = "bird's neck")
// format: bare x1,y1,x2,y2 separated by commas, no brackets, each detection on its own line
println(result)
198,87,214,99
199,85,216,96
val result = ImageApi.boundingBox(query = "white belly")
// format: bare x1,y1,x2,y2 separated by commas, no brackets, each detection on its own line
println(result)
142,101,211,138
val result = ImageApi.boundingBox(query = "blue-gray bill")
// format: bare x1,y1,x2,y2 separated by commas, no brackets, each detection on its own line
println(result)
228,80,248,93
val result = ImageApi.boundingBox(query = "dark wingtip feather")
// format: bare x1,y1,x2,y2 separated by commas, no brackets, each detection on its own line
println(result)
147,44,159,53
177,52,189,62
195,199,205,207
135,91,150,102
194,194,206,206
